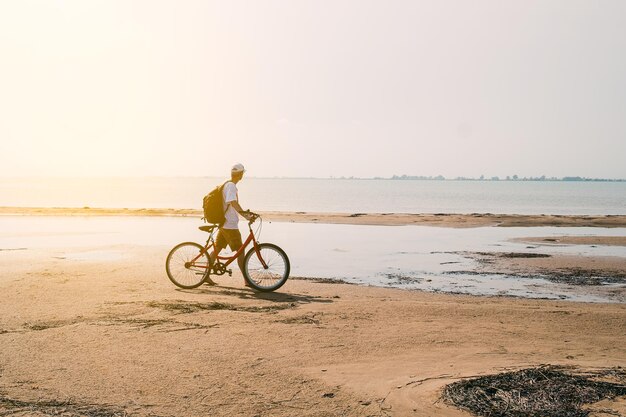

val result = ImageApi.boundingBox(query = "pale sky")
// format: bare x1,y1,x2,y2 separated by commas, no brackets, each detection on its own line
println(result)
1,0,625,179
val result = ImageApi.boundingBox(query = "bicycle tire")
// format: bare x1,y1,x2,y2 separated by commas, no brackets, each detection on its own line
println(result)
243,243,290,292
166,242,210,289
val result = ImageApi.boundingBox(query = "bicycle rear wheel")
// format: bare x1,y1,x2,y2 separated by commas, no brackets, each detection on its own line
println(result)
166,242,210,289
243,243,290,292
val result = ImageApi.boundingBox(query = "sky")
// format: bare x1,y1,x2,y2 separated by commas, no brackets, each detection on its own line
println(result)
1,0,625,179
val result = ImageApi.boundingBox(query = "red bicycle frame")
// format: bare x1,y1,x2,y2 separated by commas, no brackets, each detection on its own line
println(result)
190,223,268,271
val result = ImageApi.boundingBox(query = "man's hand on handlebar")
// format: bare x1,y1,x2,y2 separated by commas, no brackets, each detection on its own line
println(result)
241,210,259,222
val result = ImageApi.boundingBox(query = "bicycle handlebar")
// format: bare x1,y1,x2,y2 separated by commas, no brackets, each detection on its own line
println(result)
243,210,260,224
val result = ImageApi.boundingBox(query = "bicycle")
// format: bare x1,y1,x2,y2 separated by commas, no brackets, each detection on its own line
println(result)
165,211,290,292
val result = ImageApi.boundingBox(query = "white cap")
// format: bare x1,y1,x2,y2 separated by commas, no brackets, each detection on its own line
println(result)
231,163,245,173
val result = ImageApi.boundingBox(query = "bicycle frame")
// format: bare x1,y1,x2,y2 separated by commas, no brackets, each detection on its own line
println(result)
190,223,268,272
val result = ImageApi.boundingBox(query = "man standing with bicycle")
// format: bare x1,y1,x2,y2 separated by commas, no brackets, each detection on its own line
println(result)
165,163,290,291
206,163,253,286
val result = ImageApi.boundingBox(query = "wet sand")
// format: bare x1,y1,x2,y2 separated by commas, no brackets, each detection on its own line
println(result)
512,236,626,246
463,252,626,287
2,206,626,228
1,243,625,416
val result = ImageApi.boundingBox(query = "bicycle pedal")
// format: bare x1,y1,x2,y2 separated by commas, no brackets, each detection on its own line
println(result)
227,269,232,276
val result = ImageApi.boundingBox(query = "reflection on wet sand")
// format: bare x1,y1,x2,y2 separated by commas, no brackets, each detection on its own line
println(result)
0,215,624,302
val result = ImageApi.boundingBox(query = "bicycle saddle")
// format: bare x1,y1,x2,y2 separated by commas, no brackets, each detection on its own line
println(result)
198,225,217,233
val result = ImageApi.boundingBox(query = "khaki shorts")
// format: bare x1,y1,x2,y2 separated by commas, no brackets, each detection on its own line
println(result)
215,228,243,252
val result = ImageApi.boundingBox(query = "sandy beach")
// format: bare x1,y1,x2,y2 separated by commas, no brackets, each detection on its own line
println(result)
1,214,625,416
2,206,626,228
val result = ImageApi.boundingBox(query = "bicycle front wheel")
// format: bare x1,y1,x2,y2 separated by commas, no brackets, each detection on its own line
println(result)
165,242,210,289
243,243,290,292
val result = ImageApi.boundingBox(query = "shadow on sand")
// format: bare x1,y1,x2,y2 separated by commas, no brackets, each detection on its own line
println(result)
175,285,334,305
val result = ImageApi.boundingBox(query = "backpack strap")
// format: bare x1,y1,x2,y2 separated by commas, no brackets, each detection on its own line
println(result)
221,181,233,213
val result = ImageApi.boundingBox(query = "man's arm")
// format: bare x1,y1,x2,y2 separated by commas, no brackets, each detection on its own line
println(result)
223,182,249,219
229,201,251,219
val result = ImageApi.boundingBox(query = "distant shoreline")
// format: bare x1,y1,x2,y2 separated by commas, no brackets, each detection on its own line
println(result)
2,207,625,228
1,176,625,181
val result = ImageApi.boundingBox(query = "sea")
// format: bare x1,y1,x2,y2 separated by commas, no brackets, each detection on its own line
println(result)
1,177,625,215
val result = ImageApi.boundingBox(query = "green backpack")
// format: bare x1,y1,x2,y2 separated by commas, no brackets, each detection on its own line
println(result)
202,181,229,225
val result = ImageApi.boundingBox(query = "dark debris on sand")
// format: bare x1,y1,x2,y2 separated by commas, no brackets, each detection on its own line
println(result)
442,366,626,417
384,272,422,285
474,252,552,259
0,394,129,417
498,253,552,259
545,267,626,286
463,251,626,286
145,300,293,314
290,276,354,285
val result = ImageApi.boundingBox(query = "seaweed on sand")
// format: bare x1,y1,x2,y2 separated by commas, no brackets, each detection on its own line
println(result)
498,253,552,259
145,300,292,314
545,267,626,286
290,276,353,285
0,394,128,417
442,366,626,417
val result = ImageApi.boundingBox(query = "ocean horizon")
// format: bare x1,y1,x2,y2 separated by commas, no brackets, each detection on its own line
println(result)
3,176,625,215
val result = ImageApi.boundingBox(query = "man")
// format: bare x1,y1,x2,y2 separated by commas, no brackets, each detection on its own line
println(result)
206,163,253,286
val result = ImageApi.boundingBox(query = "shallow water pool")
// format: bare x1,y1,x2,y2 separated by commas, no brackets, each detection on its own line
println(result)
1,216,624,302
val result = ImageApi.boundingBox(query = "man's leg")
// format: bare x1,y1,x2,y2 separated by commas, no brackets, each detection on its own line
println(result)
236,251,245,276
223,229,247,285
206,229,227,286
235,248,250,287
209,248,222,266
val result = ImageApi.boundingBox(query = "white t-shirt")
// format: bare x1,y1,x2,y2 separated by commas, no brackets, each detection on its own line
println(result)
222,181,239,229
